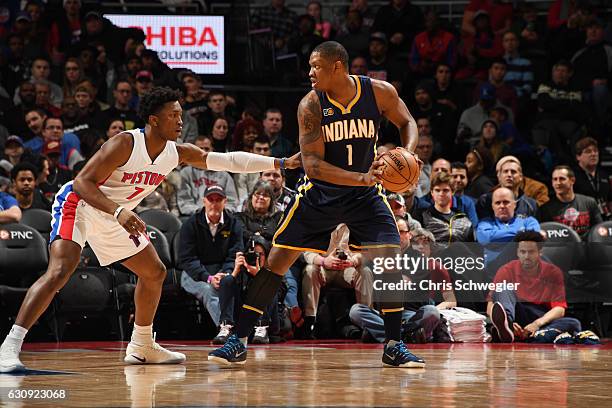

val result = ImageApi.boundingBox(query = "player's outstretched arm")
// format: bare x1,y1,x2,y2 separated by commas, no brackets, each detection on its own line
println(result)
299,91,382,186
73,133,147,235
372,79,418,152
176,144,301,172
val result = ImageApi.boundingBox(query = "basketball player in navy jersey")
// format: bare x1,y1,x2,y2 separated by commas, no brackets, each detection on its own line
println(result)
0,87,300,373
209,42,425,368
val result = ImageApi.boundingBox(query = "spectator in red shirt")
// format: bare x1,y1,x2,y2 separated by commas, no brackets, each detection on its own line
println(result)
457,10,504,81
487,231,582,343
410,10,457,78
461,0,513,36
547,0,580,31
46,0,83,65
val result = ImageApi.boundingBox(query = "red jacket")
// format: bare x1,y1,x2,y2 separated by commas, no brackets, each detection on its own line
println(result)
410,30,457,72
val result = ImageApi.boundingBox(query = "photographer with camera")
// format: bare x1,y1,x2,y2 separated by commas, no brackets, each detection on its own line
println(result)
302,224,373,339
213,181,286,344
216,235,281,344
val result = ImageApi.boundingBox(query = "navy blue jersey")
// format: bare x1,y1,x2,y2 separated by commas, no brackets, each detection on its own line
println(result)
316,75,381,176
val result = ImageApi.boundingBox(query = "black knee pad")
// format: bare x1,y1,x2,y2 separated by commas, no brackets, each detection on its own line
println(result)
243,267,283,314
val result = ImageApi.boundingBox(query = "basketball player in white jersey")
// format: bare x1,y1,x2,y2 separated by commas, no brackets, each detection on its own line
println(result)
0,87,300,372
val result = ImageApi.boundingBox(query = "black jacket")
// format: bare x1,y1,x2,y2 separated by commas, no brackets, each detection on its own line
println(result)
234,210,282,245
178,209,244,282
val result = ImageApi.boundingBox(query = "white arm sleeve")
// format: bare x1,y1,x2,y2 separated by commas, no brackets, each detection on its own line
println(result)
206,151,277,173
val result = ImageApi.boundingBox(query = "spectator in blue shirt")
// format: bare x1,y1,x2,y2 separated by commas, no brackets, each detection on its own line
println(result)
477,187,540,278
0,191,22,224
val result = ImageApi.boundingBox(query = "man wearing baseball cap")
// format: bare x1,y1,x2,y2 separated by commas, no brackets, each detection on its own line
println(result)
131,71,154,110
177,184,245,331
457,82,513,146
367,32,404,91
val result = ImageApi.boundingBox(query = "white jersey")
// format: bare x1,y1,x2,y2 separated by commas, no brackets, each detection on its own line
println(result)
98,128,179,210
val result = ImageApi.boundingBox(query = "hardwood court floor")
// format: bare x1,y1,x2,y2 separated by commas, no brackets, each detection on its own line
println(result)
1,340,611,407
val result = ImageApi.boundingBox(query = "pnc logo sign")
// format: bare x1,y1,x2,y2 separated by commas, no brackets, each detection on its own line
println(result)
0,230,34,240
546,229,570,238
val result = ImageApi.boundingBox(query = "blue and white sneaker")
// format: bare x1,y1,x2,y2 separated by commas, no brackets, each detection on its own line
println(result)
382,340,425,368
574,330,601,345
208,334,247,366
553,332,576,345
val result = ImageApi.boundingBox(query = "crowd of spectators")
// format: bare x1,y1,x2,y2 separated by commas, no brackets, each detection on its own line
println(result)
0,0,611,344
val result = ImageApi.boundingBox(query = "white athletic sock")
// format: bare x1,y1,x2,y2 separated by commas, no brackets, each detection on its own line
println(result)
239,337,248,347
2,325,28,351
132,324,153,345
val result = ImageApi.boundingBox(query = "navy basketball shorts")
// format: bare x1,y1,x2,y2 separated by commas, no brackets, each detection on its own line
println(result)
272,178,400,253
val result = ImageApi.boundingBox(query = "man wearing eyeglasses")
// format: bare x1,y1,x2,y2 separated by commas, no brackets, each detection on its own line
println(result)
96,80,144,130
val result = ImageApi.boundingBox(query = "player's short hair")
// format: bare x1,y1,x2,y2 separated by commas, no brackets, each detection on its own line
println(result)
553,165,575,179
253,135,271,146
514,230,544,244
264,108,282,118
490,57,507,69
195,134,213,144
138,86,181,121
451,161,467,172
10,161,38,181
113,79,131,90
208,90,226,101
312,41,349,71
430,171,453,191
575,137,598,155
42,116,62,130
553,59,573,72
25,107,47,118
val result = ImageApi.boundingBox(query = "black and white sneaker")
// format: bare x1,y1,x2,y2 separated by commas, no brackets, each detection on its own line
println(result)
252,325,269,344
491,302,514,343
212,322,233,345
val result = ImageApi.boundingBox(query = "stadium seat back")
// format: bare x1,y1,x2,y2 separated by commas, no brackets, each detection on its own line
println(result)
146,225,172,268
139,209,182,247
20,209,53,242
0,223,48,287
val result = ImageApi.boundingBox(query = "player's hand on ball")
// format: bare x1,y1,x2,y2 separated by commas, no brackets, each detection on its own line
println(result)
118,209,146,235
285,152,302,169
396,147,423,172
363,159,384,186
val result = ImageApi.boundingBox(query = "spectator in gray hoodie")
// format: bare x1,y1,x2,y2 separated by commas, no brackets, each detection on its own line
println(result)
177,135,239,215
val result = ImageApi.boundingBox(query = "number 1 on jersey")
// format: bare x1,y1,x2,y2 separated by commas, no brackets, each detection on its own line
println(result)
346,144,353,166
126,187,145,200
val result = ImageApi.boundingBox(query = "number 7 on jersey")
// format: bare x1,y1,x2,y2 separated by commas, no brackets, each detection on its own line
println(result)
126,187,145,200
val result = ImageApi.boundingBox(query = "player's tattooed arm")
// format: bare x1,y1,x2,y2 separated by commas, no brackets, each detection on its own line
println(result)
372,79,418,152
299,91,381,186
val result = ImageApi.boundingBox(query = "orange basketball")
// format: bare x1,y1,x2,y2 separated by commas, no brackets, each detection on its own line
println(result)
379,148,420,193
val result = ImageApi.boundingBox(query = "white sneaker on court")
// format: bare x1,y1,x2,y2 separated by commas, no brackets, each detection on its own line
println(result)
0,341,25,373
124,334,186,365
